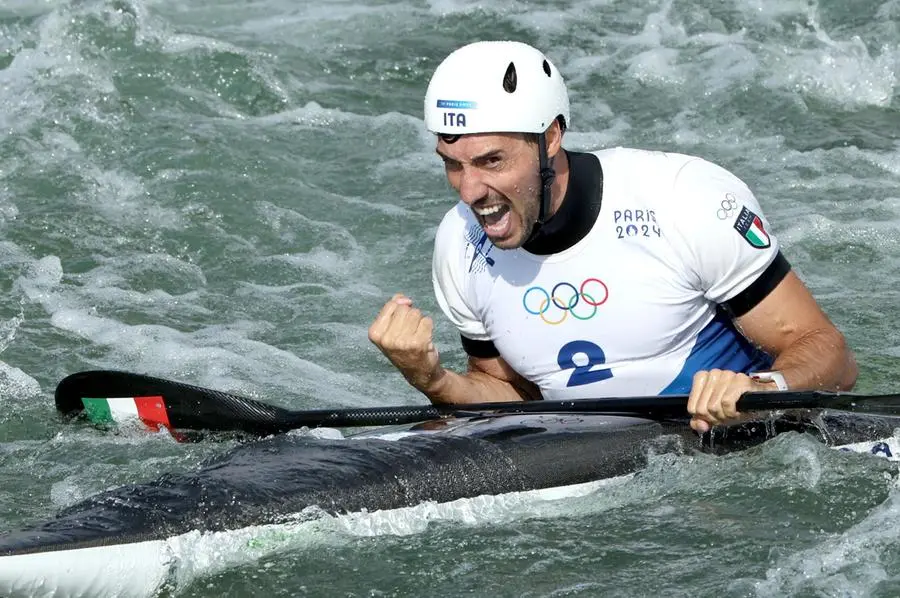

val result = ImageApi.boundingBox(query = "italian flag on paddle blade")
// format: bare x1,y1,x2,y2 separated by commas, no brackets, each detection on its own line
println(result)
81,396,171,430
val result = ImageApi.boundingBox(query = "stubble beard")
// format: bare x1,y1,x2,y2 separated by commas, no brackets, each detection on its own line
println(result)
495,185,541,250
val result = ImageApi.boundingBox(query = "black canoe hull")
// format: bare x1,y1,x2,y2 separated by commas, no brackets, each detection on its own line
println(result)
1,410,898,556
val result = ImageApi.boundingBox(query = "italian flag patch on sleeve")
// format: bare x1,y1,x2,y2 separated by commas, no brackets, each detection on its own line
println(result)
81,396,171,430
732,206,771,249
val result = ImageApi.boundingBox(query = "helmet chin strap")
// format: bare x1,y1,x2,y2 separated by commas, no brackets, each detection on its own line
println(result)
526,132,556,244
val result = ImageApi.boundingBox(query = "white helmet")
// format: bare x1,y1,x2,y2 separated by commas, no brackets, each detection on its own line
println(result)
424,41,570,136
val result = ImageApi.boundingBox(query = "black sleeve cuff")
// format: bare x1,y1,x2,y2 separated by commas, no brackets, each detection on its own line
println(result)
460,335,500,358
721,251,791,318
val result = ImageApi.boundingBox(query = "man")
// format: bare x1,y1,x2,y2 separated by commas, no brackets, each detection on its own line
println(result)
368,41,857,432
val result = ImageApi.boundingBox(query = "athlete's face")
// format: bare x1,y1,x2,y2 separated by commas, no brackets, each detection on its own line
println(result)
436,133,541,249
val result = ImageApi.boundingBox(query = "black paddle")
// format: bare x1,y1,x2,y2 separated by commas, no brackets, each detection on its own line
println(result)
54,370,900,436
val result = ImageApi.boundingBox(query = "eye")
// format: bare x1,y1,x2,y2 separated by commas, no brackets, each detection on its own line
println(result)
484,155,502,168
440,156,460,170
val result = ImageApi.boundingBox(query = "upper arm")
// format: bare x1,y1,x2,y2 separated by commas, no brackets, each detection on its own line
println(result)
467,354,543,401
432,209,540,401
734,271,843,356
432,209,491,341
663,160,848,363
663,157,780,303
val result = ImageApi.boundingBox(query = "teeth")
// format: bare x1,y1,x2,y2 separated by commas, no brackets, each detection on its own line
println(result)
475,205,503,216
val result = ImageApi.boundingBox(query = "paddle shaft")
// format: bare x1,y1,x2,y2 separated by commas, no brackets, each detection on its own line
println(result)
279,391,881,429
55,370,900,435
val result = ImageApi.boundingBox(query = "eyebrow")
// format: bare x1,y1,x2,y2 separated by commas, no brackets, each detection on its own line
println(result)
435,148,503,164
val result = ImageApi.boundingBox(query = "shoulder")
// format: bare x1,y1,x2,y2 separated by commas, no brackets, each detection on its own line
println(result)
435,202,470,242
609,151,760,224
431,203,492,340
434,203,477,268
666,157,763,231
589,148,713,205
671,156,752,195
435,202,478,246
647,155,780,300
590,147,701,177
584,147,753,214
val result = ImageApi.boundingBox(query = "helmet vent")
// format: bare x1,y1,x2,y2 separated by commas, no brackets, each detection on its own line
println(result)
503,62,517,93
542,60,551,76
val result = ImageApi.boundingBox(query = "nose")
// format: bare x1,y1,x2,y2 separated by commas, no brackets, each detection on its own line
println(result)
456,167,488,206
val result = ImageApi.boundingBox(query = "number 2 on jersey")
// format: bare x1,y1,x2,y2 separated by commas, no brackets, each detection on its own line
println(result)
557,340,613,387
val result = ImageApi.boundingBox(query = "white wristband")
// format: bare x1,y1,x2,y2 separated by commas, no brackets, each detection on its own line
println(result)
751,371,789,391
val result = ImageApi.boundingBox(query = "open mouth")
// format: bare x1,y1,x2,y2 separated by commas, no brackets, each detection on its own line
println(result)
474,203,512,239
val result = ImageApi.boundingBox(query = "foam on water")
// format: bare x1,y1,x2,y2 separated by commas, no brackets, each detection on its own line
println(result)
763,32,898,109
153,476,631,595
0,361,40,408
46,309,364,403
741,483,900,596
8,249,374,406
0,426,215,530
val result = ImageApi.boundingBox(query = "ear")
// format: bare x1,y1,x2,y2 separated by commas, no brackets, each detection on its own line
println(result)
544,119,564,159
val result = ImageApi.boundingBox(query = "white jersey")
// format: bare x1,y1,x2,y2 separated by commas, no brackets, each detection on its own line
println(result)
432,148,781,399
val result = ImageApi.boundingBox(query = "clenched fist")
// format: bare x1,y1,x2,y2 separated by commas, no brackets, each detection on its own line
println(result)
368,294,444,392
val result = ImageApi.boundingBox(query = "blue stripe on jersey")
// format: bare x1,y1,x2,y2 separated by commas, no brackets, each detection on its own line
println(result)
658,312,773,395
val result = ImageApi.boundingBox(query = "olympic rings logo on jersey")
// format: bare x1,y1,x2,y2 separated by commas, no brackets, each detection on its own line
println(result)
717,193,739,220
522,278,609,325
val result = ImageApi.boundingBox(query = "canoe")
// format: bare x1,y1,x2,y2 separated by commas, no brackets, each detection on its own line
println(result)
1,409,899,598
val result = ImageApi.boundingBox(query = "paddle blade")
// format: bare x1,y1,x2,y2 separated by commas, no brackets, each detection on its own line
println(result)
80,396,171,432
55,371,295,435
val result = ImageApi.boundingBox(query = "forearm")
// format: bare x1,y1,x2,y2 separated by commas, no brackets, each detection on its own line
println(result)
771,328,858,391
419,364,539,405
